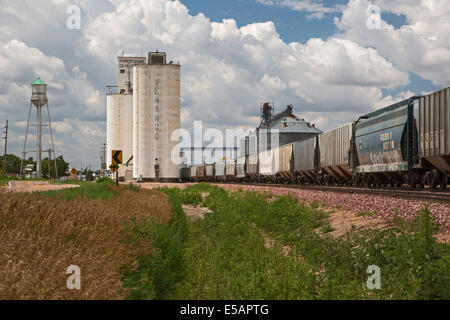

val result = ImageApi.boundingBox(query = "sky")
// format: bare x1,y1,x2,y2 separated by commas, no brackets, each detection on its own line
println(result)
0,0,449,170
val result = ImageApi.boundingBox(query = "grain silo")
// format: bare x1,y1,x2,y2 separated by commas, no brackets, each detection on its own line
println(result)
106,94,133,180
106,55,145,180
133,52,181,181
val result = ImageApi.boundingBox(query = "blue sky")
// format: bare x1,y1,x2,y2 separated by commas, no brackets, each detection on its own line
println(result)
180,0,440,99
181,0,347,43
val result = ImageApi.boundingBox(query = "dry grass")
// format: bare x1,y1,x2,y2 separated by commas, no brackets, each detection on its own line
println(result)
0,186,173,300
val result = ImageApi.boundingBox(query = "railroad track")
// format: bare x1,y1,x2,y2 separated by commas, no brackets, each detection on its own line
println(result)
215,182,450,203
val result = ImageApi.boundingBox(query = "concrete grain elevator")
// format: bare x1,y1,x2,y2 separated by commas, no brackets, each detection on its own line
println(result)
106,51,180,181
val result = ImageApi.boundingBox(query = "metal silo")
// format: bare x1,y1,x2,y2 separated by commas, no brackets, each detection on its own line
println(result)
106,93,133,179
133,52,180,181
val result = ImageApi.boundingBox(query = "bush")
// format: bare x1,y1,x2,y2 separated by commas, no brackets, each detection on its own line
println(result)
96,177,115,185
121,190,188,299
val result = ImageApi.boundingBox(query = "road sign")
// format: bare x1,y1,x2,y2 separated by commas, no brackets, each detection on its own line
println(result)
70,168,77,175
112,150,122,166
109,163,118,173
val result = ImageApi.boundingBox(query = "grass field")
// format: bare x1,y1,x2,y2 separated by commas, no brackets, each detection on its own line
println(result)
155,184,449,300
0,182,448,299
0,181,175,299
39,180,116,200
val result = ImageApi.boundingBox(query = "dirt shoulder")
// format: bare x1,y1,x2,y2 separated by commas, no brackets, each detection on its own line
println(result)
324,209,391,238
6,180,80,193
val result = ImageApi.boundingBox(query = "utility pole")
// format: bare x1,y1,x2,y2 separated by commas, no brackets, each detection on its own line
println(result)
103,143,106,171
100,143,106,171
3,120,8,173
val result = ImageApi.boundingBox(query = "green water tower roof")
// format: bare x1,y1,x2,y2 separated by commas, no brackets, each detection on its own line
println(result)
31,77,46,85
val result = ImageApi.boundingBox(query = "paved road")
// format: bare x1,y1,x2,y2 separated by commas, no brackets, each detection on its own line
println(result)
6,180,80,193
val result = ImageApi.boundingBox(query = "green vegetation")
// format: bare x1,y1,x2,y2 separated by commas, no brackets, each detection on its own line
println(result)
32,181,446,299
96,177,115,185
0,175,20,186
0,154,69,178
121,190,188,299
39,181,116,201
124,182,141,192
0,175,49,186
133,183,449,300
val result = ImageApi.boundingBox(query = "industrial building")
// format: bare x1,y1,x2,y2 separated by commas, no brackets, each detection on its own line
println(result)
242,103,322,157
106,51,180,181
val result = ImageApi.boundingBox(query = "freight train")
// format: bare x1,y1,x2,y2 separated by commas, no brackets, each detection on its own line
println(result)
181,87,450,190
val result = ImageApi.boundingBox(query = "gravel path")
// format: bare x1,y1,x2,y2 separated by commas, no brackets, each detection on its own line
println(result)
6,181,80,193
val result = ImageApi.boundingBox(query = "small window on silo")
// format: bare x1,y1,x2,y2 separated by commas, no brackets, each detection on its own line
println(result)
150,55,164,64
120,69,125,73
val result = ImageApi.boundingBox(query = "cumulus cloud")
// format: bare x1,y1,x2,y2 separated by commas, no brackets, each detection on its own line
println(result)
85,0,409,123
335,0,450,86
0,0,446,169
0,38,105,168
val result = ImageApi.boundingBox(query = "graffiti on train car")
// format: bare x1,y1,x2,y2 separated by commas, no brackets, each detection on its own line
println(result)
357,125,405,166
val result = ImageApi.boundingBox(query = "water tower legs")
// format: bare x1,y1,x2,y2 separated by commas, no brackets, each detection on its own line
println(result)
37,105,42,178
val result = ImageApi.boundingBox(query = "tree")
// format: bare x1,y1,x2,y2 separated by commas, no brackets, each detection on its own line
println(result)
0,154,35,175
42,155,69,178
81,167,95,181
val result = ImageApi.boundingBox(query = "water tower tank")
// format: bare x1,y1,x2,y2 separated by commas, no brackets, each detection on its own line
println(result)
31,78,48,107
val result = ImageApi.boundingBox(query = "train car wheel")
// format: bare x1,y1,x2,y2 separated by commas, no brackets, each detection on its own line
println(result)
408,174,417,189
430,169,439,189
439,173,447,190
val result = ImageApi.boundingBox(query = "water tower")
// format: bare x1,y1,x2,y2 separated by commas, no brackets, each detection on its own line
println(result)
20,78,58,179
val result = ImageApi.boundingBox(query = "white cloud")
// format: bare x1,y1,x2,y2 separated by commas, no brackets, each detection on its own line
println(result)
378,90,416,108
85,1,408,118
307,12,325,20
255,0,344,19
334,0,450,86
0,40,66,89
261,74,287,91
0,39,105,167
53,121,74,133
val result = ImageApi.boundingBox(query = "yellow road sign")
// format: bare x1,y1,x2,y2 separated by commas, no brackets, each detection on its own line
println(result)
109,163,118,173
70,168,77,175
112,150,122,166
